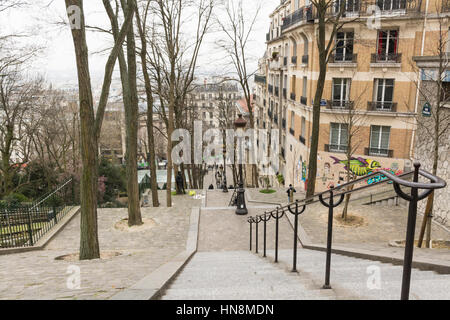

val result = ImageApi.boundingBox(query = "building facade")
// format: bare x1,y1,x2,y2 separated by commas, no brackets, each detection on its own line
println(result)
255,0,449,192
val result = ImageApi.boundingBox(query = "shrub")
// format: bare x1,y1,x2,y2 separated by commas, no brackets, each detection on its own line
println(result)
259,189,276,194
3,193,30,205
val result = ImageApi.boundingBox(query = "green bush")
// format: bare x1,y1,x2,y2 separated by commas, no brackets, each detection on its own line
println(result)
3,193,30,204
98,158,127,204
259,189,276,194
277,174,285,185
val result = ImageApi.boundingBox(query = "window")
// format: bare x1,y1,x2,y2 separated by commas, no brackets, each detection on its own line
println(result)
376,0,406,11
290,111,295,129
330,123,348,152
370,125,391,156
209,112,213,118
335,31,354,61
301,116,306,138
374,79,394,109
335,0,360,13
302,77,307,97
332,78,351,107
377,30,398,61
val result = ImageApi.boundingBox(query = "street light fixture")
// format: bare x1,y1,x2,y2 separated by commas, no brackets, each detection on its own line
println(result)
234,114,248,215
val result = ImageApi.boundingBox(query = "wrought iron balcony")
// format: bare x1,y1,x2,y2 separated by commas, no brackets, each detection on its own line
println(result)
299,135,306,145
290,92,296,101
371,53,402,63
281,5,314,31
291,56,297,65
326,100,354,110
302,55,309,64
254,74,266,84
367,101,398,112
300,96,308,105
330,53,357,63
365,147,394,158
325,144,348,153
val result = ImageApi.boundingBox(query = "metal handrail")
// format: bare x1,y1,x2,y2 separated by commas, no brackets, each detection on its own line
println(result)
247,162,447,300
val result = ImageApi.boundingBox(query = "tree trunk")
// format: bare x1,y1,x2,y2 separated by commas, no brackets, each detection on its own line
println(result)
65,0,100,260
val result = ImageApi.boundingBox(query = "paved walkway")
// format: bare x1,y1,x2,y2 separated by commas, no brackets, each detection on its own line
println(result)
0,191,201,300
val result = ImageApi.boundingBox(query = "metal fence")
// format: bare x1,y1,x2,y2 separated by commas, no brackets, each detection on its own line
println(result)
0,178,76,248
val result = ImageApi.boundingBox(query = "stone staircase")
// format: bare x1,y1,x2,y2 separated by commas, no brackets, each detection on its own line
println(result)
159,251,336,300
159,249,450,300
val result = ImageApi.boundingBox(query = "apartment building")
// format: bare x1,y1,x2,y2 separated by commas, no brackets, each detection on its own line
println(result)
255,0,448,191
188,81,241,129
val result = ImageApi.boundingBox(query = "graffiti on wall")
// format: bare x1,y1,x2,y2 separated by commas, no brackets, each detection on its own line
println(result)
330,156,381,177
330,156,403,185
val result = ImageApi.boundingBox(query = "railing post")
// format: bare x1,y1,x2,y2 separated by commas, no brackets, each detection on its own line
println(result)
255,217,259,254
275,210,279,263
249,219,252,251
27,208,34,246
288,201,306,273
323,190,334,289
401,163,420,300
319,188,344,289
263,216,267,257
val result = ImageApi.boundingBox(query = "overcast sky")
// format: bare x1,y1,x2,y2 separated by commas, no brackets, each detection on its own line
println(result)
1,0,279,88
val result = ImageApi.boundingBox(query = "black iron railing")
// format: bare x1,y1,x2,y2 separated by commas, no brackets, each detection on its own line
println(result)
325,143,348,153
300,96,308,105
248,163,447,300
281,5,314,31
302,55,309,64
365,147,394,158
254,74,267,84
0,178,77,248
299,135,306,145
330,53,357,63
371,53,402,63
326,100,354,109
367,101,398,112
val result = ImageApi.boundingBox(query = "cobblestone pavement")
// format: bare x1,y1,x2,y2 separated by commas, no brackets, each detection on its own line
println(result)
0,191,201,300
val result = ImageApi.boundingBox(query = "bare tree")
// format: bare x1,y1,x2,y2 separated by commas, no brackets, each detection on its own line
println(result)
64,0,134,259
305,0,357,198
216,0,260,187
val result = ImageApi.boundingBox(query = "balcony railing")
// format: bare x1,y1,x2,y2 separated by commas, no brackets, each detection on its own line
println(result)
291,56,297,65
365,147,394,158
299,135,306,145
330,53,357,63
281,5,314,31
289,128,295,136
325,144,348,153
300,96,308,105
367,101,398,112
290,92,296,101
268,85,273,94
254,74,266,84
302,55,309,64
371,53,402,63
326,100,354,110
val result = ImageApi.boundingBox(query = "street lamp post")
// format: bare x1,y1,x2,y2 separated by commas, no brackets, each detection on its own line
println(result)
234,114,248,215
